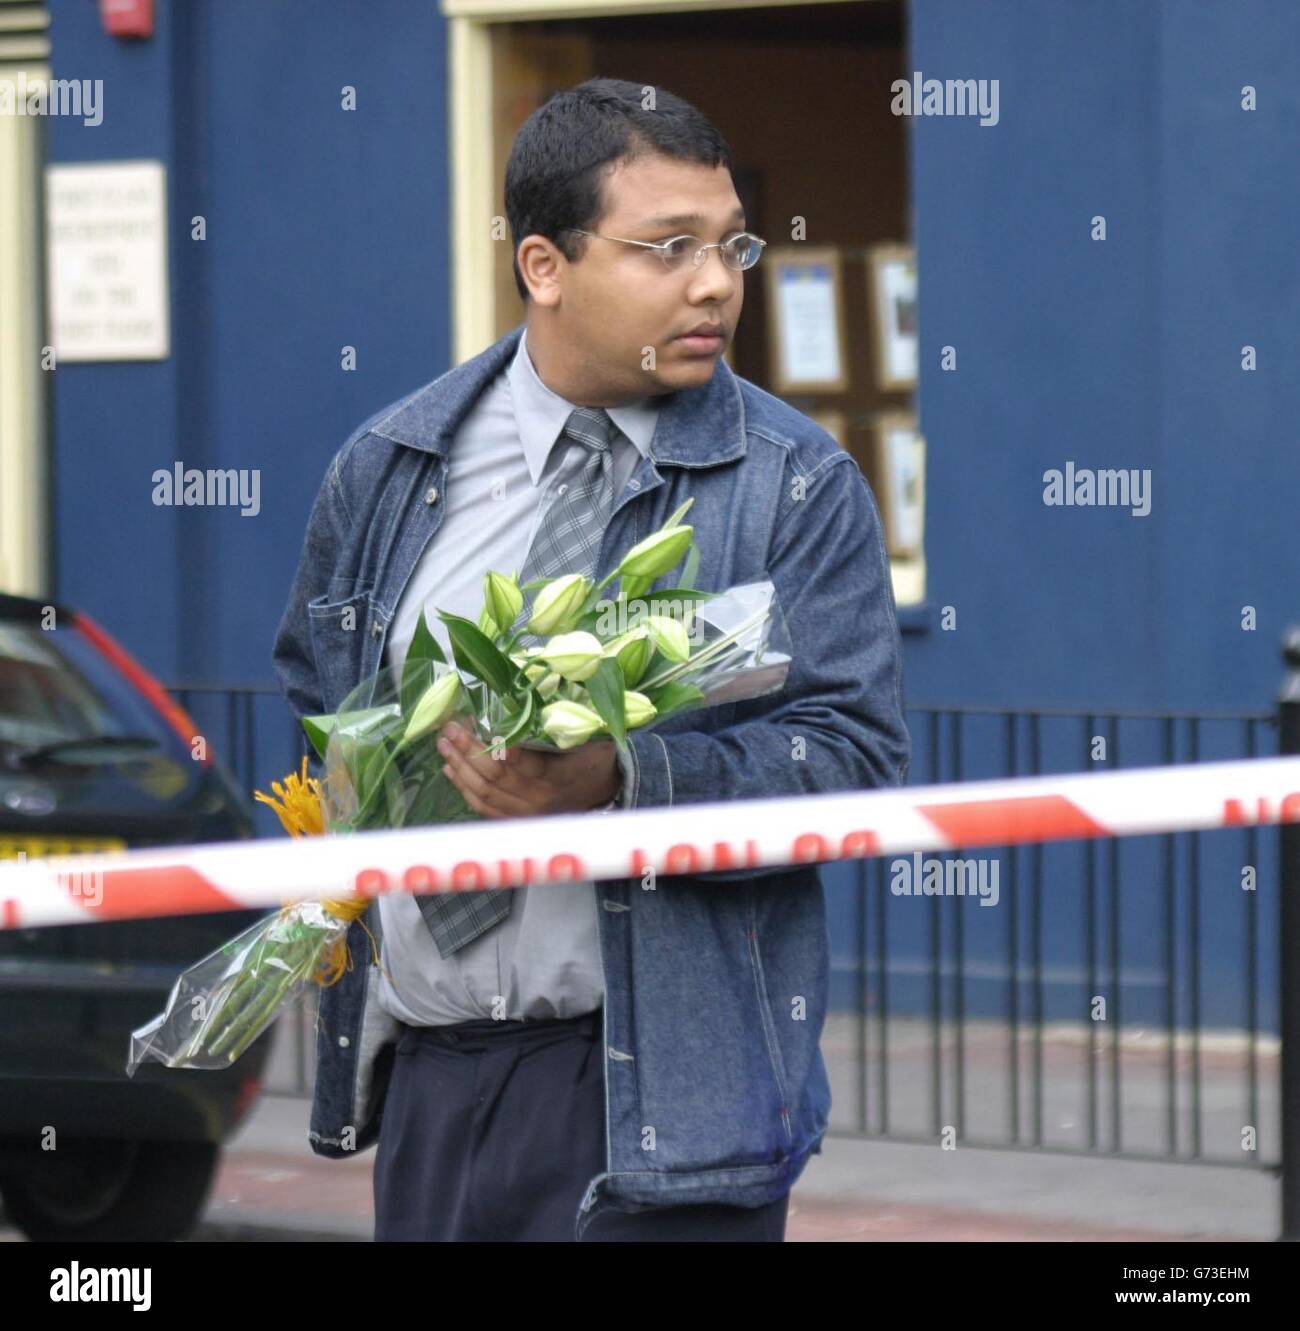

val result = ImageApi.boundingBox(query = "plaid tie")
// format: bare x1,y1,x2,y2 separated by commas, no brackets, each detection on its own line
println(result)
414,406,621,958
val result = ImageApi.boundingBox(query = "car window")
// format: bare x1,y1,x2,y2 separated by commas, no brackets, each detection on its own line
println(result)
0,622,172,752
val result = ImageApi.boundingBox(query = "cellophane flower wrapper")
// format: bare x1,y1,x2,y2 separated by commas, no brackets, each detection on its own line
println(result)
317,661,489,832
124,660,470,1077
126,901,349,1074
620,578,792,714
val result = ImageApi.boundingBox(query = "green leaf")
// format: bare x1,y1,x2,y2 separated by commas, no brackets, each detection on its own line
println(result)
662,497,696,530
438,611,519,695
357,739,393,810
302,714,339,762
492,689,536,750
645,680,705,720
379,745,407,822
584,657,628,751
520,576,551,592
412,607,447,664
333,702,402,742
401,611,446,716
465,679,488,718
679,540,701,591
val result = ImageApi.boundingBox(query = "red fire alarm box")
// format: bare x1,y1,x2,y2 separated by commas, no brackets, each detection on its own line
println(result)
100,0,154,39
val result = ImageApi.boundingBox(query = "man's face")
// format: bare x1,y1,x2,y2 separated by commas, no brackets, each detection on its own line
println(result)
538,153,747,399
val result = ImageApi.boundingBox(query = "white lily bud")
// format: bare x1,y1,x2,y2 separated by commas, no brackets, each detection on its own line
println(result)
402,672,464,745
537,630,605,682
602,627,654,687
623,690,657,728
644,614,691,664
616,523,694,581
484,571,523,631
540,699,606,749
527,573,591,635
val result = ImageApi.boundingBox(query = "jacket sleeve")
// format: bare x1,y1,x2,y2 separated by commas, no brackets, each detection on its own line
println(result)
614,450,910,873
271,450,353,782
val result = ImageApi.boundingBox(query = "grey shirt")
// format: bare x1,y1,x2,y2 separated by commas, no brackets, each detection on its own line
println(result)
374,328,659,1027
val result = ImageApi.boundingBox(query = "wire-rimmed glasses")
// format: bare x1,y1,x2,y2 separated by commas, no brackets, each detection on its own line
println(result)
564,227,767,272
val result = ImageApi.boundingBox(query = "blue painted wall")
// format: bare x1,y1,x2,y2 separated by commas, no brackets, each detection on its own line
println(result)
47,0,449,688
902,0,1300,713
41,1,1300,1031
821,0,1300,1036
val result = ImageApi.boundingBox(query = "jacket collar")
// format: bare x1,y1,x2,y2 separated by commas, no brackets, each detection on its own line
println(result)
369,321,747,469
508,325,658,485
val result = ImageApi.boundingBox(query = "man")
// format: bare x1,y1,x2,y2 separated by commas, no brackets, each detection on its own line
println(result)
272,77,910,1242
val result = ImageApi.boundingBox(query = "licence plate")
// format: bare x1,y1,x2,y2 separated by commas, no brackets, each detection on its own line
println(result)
0,836,127,859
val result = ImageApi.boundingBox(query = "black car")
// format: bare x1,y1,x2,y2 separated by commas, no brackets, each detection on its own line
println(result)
0,593,273,1241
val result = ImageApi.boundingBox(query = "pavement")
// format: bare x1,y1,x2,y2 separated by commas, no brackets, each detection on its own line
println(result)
196,1008,1279,1241
2,1008,1279,1243
202,1109,1275,1241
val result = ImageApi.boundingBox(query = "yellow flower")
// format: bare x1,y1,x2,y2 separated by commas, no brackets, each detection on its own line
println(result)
253,756,325,838
254,757,374,986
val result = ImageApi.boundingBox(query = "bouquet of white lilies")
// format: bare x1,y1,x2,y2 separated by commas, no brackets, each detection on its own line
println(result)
126,499,790,1072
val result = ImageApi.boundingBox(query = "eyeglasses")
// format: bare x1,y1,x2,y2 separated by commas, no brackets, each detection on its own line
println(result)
564,228,767,272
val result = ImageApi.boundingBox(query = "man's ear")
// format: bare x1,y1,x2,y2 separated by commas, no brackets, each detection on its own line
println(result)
517,235,563,308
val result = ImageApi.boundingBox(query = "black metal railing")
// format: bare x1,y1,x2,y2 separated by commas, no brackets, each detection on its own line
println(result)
821,703,1280,1180
164,636,1300,1238
162,682,310,836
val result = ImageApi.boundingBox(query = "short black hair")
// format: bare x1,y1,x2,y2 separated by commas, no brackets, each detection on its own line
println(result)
504,77,734,303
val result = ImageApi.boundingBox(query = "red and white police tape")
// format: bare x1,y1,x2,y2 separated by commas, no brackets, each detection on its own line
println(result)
2,755,1299,930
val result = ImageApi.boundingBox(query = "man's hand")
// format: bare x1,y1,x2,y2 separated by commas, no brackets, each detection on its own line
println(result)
435,721,621,818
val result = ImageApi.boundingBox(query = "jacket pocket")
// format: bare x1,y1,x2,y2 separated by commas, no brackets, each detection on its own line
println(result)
307,582,376,714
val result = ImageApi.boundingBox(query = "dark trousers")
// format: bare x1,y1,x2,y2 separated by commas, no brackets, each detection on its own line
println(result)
372,1009,790,1242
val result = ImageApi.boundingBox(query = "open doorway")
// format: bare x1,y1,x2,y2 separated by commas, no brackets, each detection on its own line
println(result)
448,0,923,602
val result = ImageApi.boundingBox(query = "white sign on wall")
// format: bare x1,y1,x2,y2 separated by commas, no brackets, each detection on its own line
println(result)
45,160,170,361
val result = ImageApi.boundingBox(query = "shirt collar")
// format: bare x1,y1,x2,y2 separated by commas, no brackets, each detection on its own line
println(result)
507,326,661,487
369,322,747,472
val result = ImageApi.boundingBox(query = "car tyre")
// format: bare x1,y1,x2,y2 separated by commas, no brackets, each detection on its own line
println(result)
0,1138,219,1242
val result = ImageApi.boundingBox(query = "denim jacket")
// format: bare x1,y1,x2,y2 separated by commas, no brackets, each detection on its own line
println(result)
271,321,910,1239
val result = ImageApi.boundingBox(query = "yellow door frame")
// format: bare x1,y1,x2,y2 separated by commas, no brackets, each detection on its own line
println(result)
441,0,861,363
0,57,51,597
